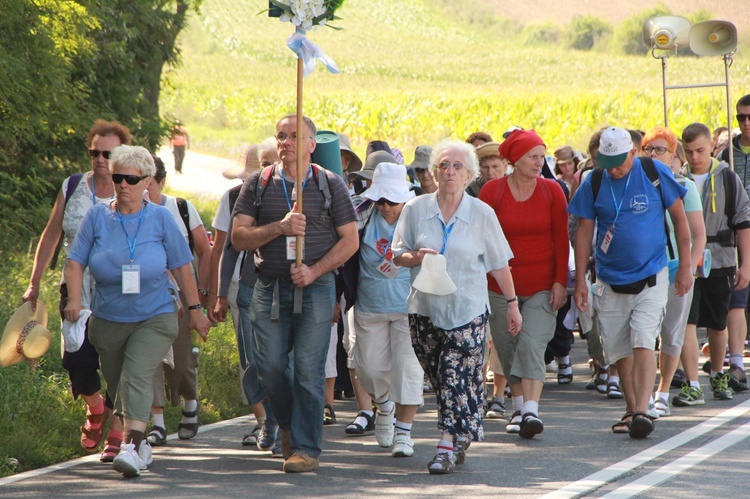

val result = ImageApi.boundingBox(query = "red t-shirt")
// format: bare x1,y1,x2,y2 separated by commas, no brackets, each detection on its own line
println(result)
478,177,569,296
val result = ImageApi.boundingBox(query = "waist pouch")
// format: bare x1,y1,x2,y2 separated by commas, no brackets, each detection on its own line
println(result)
610,274,657,295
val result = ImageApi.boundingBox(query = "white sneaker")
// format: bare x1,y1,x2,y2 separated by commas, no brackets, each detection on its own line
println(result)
392,434,414,457
112,443,142,477
375,405,395,448
138,441,153,468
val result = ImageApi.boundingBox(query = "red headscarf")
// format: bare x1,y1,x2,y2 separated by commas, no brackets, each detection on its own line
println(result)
499,129,546,164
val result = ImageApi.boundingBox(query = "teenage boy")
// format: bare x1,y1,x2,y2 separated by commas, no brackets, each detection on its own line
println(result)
676,123,750,406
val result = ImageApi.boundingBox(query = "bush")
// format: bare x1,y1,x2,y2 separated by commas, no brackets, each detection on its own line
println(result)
523,21,563,46
566,15,612,51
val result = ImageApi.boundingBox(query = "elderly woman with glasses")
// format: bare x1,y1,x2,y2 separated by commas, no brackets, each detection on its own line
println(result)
64,145,210,478
392,139,521,475
479,129,570,440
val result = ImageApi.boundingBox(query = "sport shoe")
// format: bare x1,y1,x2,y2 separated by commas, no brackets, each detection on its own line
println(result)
519,413,544,439
427,452,455,475
270,427,283,458
392,434,414,458
646,403,660,420
486,397,506,419
710,372,733,400
112,442,143,478
728,364,749,392
283,452,319,473
671,368,687,389
138,441,153,468
375,405,395,448
653,397,671,417
506,411,522,434
257,421,277,451
672,383,705,406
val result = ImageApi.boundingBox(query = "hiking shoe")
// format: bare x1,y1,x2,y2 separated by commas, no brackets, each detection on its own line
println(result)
392,434,414,458
486,397,506,419
427,452,455,475
112,442,144,478
375,405,396,448
653,397,671,417
283,452,319,473
671,368,687,389
728,364,749,392
672,384,705,406
519,413,544,439
710,373,733,400
257,421,277,451
506,411,522,434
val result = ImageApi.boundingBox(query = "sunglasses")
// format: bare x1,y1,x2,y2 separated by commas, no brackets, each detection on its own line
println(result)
375,198,399,206
414,167,428,173
89,149,113,160
643,145,670,155
438,161,465,170
112,173,149,185
736,114,750,123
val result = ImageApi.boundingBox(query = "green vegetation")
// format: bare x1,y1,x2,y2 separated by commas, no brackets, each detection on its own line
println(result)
566,15,612,51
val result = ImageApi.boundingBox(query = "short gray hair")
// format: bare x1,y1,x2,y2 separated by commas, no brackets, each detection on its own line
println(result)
257,137,277,160
108,145,156,177
429,139,479,181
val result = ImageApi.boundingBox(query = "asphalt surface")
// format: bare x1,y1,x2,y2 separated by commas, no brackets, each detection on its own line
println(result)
2,334,749,498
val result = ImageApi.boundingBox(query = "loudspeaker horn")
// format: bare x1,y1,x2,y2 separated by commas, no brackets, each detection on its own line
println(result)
689,21,738,56
643,16,691,50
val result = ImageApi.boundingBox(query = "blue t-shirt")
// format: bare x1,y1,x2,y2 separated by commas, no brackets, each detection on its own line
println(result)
356,211,410,314
568,158,687,285
68,202,194,322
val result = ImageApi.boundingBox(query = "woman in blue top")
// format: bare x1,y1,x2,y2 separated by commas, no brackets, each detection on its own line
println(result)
65,145,210,478
351,163,424,458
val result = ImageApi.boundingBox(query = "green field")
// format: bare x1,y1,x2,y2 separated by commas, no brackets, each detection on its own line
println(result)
161,0,750,160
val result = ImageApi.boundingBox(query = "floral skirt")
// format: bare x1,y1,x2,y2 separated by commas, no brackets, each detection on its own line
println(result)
409,312,488,441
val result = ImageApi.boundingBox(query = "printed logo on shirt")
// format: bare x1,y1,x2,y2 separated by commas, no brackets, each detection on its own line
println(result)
376,238,393,261
630,194,649,214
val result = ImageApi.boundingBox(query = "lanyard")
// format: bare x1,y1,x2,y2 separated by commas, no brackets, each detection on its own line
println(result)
607,170,632,227
117,203,145,265
280,165,312,211
439,219,455,255
372,213,397,262
90,173,114,205
160,195,166,206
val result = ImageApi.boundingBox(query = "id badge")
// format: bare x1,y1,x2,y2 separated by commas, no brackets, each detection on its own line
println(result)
286,236,304,260
377,259,399,279
122,265,141,294
600,225,615,255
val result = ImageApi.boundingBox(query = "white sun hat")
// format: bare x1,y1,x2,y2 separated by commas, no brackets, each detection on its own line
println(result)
412,253,457,296
362,162,415,204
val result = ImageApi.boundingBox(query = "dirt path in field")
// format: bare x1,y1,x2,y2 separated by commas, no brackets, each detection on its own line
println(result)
156,146,241,200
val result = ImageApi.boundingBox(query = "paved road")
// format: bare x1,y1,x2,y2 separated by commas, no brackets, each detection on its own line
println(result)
156,146,240,200
2,335,749,497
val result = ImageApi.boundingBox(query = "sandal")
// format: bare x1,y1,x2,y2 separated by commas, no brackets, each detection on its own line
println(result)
323,404,337,425
100,435,122,463
242,424,262,446
147,425,167,446
557,364,573,385
427,452,456,475
629,412,655,439
607,381,624,399
178,409,199,440
80,401,107,452
345,411,375,435
612,412,633,434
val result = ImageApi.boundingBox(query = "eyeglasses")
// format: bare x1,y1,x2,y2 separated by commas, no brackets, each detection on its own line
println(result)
736,114,750,123
89,149,112,160
375,198,399,206
643,145,670,155
112,173,149,185
275,132,311,143
438,161,465,170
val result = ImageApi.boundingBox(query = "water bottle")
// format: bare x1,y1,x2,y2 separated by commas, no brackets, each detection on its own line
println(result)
191,329,205,355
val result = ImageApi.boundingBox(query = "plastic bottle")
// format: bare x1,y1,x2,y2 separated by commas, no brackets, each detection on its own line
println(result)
191,329,205,355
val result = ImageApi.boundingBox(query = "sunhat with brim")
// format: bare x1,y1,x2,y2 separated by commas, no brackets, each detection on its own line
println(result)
362,163,415,205
223,144,260,180
412,253,457,296
1,302,52,367
476,142,502,160
338,133,362,173
408,146,432,171
554,145,575,164
597,127,633,170
348,150,397,182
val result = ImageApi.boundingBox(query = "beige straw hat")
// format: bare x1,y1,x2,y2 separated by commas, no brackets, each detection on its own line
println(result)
1,302,52,367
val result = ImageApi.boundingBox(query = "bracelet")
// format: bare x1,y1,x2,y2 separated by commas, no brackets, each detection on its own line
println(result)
506,297,517,303
198,289,209,297
188,304,203,311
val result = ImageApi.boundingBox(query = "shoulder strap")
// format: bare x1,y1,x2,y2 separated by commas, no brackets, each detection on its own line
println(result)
253,165,276,210
311,164,333,215
722,166,736,227
177,197,194,253
228,184,242,212
640,156,675,259
50,173,84,271
591,168,603,201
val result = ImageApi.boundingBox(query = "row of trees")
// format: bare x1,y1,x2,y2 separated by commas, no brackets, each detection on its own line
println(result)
0,0,199,251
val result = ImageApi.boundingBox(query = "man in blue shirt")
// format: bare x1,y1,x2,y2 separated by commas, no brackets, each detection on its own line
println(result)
569,127,692,439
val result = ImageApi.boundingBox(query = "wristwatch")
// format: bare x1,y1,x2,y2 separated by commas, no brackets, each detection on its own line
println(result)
188,304,203,311
198,289,209,297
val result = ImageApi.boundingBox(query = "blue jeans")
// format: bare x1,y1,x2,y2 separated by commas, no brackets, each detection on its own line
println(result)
236,281,267,407
251,272,335,458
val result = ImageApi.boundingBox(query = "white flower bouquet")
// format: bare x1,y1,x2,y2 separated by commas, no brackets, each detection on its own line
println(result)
268,0,345,31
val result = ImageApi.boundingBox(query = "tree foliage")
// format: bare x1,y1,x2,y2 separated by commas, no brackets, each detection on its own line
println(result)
566,15,612,51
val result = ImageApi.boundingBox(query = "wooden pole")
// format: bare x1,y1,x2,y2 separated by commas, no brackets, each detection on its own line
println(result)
295,57,304,267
